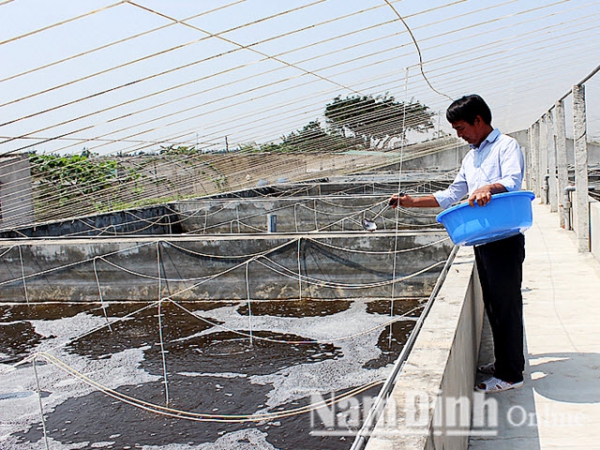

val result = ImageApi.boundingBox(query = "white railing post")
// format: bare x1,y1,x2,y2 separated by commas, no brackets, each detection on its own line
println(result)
572,84,590,252
531,121,540,198
526,125,534,191
539,116,548,204
554,100,569,228
546,112,558,213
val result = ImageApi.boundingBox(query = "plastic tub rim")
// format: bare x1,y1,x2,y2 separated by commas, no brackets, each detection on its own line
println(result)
436,190,535,224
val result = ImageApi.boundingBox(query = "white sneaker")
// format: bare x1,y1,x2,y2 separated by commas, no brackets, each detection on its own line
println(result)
475,376,523,393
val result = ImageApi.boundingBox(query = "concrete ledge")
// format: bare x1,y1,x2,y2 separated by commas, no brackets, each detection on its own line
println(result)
0,232,453,302
364,245,483,450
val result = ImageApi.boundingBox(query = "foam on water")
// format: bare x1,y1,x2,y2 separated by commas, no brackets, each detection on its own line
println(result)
0,299,417,449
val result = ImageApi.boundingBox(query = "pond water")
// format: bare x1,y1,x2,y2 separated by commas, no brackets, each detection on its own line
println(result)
0,298,424,450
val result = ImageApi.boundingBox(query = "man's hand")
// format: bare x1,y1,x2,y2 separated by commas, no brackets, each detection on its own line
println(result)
468,183,507,207
389,192,406,208
389,193,439,208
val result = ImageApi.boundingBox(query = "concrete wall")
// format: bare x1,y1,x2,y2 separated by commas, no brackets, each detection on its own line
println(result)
120,153,399,196
175,196,442,234
0,155,35,229
512,128,600,168
400,143,470,172
364,246,483,450
568,191,597,253
119,139,464,195
0,206,180,238
564,139,600,165
0,232,453,302
1,181,447,238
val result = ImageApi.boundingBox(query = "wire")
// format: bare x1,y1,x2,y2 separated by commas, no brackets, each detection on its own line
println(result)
383,0,454,102
2,0,584,159
0,1,127,47
24,351,384,423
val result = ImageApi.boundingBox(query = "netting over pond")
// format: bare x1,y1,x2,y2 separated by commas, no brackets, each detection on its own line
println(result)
0,173,454,449
0,290,447,448
2,2,599,448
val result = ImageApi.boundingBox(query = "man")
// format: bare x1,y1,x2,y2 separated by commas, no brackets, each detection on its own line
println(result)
390,94,525,393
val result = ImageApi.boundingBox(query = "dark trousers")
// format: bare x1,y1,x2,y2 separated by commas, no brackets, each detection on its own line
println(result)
474,233,526,383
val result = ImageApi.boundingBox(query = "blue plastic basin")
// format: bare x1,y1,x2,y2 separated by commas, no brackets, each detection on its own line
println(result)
436,191,535,246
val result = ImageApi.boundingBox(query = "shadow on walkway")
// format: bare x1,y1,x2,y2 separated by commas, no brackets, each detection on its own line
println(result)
469,315,542,450
528,352,600,404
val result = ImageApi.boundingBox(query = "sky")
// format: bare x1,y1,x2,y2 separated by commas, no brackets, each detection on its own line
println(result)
1,0,599,155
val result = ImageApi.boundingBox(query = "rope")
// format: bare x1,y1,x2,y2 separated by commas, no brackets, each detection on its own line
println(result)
383,0,454,102
245,262,254,346
93,257,113,332
18,245,29,304
0,1,126,47
0,241,157,288
297,238,303,301
389,66,411,345
22,352,385,423
157,300,170,406
0,226,449,311
0,0,246,85
32,356,51,450
0,1,593,162
253,255,445,289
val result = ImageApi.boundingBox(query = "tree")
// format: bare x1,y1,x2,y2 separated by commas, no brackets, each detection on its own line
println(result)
280,120,347,152
256,120,358,153
159,144,199,155
324,94,435,148
29,150,140,208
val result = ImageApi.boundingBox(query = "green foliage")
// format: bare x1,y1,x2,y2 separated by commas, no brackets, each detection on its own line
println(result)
251,120,361,153
324,94,435,145
29,150,140,206
209,174,228,190
238,143,261,153
243,94,434,154
26,93,435,218
159,145,199,155
279,120,350,152
206,165,228,191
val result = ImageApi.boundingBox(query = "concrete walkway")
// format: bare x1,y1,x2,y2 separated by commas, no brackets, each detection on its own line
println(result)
468,202,600,449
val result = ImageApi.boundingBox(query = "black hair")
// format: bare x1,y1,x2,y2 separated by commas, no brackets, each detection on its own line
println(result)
446,94,492,125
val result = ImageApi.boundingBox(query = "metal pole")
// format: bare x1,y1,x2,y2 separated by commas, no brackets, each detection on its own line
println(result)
572,84,590,252
555,64,600,105
554,100,569,228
